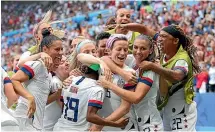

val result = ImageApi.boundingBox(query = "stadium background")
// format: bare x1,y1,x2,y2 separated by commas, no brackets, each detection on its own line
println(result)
1,1,215,131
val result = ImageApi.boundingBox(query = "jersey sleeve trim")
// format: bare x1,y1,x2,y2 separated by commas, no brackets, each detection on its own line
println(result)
173,66,188,75
138,77,153,87
123,83,136,90
13,66,19,73
4,77,12,84
88,100,103,109
20,65,35,79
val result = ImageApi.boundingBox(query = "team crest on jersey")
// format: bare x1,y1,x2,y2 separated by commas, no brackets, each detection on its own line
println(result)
117,78,125,87
69,85,79,94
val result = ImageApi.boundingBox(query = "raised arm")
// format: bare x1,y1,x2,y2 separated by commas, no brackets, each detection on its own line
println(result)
77,53,112,81
77,53,102,66
119,23,157,38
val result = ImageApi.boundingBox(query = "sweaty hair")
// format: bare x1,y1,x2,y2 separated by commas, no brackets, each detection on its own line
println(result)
39,29,62,52
135,34,156,62
95,32,111,46
162,24,200,73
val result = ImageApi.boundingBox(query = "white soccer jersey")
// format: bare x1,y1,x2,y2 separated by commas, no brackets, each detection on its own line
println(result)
14,60,52,130
135,70,163,131
43,76,63,131
99,65,137,131
125,55,163,131
162,58,197,131
1,68,19,131
1,101,19,131
1,67,12,106
53,76,105,131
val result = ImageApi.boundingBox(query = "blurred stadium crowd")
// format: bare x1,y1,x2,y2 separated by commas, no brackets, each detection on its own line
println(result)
1,1,215,92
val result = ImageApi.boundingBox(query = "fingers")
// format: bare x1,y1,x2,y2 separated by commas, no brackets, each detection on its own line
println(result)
63,76,73,88
27,101,36,118
70,69,83,77
42,56,53,69
104,69,112,82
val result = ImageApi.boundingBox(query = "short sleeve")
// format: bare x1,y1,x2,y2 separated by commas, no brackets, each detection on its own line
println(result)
20,61,41,79
173,59,189,76
123,82,136,90
138,71,155,88
13,66,20,73
88,87,105,109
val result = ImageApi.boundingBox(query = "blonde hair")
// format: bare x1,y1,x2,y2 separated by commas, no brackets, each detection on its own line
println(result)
33,10,65,52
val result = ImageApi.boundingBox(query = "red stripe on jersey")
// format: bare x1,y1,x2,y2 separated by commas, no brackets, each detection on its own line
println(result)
124,83,133,87
140,77,153,83
88,100,103,105
23,65,35,77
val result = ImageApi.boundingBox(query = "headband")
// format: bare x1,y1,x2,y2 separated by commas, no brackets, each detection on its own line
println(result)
162,25,186,44
76,40,95,53
106,34,127,49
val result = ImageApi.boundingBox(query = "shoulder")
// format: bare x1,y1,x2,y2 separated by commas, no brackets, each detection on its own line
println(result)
91,85,105,93
19,51,32,60
52,76,62,84
23,60,43,68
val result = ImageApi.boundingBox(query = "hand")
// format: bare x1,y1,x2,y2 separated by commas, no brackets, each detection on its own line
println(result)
88,124,103,132
69,68,83,77
122,70,137,85
27,96,36,118
63,76,73,88
138,61,154,71
40,52,53,69
97,76,112,89
100,61,112,82
115,117,129,128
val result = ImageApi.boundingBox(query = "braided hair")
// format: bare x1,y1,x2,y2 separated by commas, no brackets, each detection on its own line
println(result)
163,25,200,74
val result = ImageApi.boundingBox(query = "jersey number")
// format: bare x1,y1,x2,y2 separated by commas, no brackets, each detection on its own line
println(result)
106,89,111,98
64,97,79,122
172,118,182,130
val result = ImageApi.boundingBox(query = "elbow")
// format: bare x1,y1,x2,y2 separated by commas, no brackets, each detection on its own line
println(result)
86,113,94,123
132,97,142,104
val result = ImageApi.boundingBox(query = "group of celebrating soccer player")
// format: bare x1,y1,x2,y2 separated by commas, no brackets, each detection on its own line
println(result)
1,8,199,131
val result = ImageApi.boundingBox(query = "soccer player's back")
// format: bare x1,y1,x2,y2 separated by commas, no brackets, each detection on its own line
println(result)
54,76,105,131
